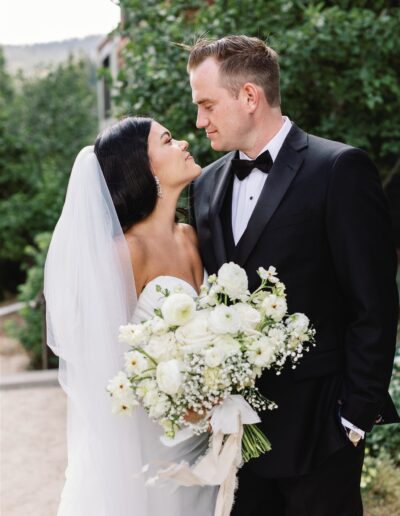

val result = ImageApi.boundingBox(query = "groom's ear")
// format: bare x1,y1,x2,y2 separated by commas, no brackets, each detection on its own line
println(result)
241,83,260,114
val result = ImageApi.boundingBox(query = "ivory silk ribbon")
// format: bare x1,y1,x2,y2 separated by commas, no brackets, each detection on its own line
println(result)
148,395,261,516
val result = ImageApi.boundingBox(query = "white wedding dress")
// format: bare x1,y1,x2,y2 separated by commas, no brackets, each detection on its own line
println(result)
45,147,217,515
131,275,218,516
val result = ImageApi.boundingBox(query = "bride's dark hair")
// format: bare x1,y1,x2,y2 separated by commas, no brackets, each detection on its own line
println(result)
94,116,157,231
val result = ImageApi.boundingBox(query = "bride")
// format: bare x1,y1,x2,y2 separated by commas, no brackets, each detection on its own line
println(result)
44,116,217,515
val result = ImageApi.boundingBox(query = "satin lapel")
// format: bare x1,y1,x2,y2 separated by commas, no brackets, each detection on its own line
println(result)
209,152,235,267
233,127,307,267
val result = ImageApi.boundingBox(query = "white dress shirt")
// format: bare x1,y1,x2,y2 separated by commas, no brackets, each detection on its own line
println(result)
230,116,365,440
231,116,292,244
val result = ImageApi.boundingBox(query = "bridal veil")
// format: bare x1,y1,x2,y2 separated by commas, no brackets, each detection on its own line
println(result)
44,146,147,515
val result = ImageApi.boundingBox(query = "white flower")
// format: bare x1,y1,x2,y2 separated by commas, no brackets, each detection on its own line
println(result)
148,316,168,335
108,371,138,413
262,294,287,322
258,265,279,283
175,311,212,353
111,396,138,415
286,313,310,334
148,393,171,419
246,336,276,368
124,350,150,376
203,367,221,389
209,305,241,334
204,347,224,367
146,332,176,362
107,371,132,399
267,327,286,350
156,359,182,395
137,379,157,401
118,323,148,347
160,418,176,437
233,303,261,332
213,334,241,357
161,293,196,326
217,262,249,300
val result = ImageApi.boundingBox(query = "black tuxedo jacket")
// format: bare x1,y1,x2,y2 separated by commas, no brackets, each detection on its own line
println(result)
192,124,399,477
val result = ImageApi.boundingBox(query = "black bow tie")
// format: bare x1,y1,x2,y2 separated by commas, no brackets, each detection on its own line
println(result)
230,149,273,180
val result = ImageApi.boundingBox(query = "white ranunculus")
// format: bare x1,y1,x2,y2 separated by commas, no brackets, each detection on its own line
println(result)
204,347,224,368
246,336,276,368
156,359,182,395
146,332,176,362
233,303,262,332
209,305,241,334
286,313,310,333
148,393,171,419
118,323,148,347
175,311,212,353
161,293,196,326
262,294,287,322
217,262,249,300
213,334,241,357
124,350,150,376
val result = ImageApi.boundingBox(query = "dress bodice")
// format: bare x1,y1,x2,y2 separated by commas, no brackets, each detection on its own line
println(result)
132,276,199,324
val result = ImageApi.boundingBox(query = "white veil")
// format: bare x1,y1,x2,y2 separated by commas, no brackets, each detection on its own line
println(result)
44,146,147,515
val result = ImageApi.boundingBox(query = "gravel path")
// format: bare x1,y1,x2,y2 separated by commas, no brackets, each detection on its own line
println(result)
0,386,67,516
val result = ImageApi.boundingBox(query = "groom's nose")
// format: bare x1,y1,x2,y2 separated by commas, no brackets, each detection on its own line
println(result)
196,109,208,129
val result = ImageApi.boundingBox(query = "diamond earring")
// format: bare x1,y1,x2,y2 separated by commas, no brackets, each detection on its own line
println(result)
154,176,163,198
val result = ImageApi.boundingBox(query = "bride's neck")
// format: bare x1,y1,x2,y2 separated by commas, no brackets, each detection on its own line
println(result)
135,190,180,236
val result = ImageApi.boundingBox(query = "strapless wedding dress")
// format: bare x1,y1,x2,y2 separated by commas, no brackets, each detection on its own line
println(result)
131,275,217,516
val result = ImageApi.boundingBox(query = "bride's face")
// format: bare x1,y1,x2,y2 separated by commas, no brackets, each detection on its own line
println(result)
147,121,201,189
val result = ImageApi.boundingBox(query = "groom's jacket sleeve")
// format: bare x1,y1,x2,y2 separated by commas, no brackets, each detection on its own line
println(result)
326,148,399,432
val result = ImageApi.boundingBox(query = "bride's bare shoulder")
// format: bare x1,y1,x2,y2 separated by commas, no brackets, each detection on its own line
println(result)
178,223,199,247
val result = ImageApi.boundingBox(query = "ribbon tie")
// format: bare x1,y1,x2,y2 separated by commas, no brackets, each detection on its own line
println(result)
231,149,273,180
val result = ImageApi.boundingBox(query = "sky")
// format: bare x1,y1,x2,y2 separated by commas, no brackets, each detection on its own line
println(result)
0,0,121,45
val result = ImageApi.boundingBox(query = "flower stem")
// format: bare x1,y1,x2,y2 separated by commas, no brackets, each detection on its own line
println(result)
241,424,271,463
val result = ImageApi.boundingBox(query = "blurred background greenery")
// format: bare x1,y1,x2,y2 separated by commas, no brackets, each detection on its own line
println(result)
0,1,399,512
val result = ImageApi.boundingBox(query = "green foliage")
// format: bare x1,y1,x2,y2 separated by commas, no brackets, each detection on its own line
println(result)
116,0,400,177
0,56,97,295
7,232,57,369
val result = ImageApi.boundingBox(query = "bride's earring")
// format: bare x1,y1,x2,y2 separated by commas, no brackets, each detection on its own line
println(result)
154,176,163,198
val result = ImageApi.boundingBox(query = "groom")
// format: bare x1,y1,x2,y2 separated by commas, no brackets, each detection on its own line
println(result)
188,35,399,515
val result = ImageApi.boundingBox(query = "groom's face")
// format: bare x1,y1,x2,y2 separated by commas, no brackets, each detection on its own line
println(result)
190,58,251,152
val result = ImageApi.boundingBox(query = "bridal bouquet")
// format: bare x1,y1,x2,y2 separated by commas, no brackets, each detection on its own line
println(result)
108,262,315,462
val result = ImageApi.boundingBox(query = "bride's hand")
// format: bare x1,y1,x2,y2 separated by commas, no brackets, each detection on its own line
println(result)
184,408,205,424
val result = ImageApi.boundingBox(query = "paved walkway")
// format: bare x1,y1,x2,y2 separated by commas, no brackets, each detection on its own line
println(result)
1,383,67,515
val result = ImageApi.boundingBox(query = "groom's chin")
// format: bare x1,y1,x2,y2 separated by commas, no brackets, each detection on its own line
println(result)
210,140,229,152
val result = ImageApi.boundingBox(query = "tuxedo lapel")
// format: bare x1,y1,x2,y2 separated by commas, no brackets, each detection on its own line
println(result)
232,125,308,267
209,152,235,267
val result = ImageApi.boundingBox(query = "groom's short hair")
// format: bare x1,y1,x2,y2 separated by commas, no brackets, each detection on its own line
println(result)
188,35,281,107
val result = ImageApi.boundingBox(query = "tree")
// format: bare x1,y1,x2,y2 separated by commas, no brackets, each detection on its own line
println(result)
115,0,400,178
0,57,97,295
